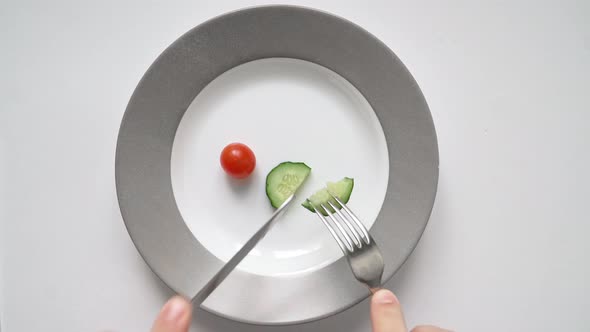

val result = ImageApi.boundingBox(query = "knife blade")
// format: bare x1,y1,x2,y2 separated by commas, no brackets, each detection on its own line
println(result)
190,194,295,305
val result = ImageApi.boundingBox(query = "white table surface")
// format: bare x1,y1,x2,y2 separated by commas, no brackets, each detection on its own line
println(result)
2,0,590,331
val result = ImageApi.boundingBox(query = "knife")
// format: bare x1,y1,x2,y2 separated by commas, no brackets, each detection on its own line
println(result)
190,194,295,305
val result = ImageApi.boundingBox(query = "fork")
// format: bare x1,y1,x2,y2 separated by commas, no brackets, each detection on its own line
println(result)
306,193,384,291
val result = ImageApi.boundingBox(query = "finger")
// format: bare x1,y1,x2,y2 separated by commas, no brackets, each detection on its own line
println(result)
151,296,193,332
371,289,407,332
411,325,453,332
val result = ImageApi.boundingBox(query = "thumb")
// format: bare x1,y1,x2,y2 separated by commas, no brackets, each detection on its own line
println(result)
371,289,407,332
151,296,193,332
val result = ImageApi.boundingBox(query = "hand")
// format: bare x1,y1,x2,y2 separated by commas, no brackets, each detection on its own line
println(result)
151,296,192,332
371,289,451,332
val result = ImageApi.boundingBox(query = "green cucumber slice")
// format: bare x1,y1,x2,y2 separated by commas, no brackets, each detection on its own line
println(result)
266,162,311,208
302,177,354,215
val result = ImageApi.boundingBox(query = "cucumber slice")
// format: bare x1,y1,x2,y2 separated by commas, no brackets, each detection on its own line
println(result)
266,162,311,208
302,177,354,215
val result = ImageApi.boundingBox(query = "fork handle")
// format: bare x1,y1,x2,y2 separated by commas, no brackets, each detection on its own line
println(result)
369,287,382,295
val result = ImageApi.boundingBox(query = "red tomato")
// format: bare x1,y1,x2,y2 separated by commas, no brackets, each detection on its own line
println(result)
220,143,256,179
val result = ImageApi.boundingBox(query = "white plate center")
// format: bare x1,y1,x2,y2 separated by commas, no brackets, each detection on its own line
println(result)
172,58,388,276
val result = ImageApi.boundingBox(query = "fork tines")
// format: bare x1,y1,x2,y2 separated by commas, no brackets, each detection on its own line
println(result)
307,192,371,254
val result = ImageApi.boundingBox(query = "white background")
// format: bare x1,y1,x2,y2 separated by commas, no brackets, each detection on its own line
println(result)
2,0,590,331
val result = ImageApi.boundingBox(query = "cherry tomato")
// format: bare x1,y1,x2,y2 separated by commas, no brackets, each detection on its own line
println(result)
220,143,256,179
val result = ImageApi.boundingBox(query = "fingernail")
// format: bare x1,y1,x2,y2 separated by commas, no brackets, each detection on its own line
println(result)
162,297,187,323
374,289,399,305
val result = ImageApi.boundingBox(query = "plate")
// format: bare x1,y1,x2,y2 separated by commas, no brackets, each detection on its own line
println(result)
172,57,389,277
116,5,438,325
